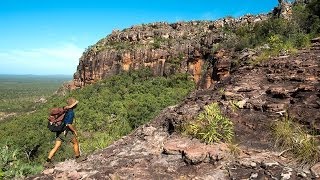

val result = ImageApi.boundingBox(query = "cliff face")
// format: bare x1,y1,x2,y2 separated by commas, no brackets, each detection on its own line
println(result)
71,14,270,89
69,2,295,90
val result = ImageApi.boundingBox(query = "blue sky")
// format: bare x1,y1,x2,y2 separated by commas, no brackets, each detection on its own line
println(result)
0,0,278,75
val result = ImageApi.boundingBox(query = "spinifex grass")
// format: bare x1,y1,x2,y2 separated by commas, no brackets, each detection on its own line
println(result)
272,115,320,164
183,102,234,144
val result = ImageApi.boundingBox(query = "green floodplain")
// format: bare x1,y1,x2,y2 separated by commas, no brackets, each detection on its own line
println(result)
0,74,71,115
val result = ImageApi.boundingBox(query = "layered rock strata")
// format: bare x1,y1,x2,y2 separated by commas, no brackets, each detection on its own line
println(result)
71,14,271,90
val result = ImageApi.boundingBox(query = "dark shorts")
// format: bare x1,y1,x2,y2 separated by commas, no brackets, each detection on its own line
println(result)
55,130,74,142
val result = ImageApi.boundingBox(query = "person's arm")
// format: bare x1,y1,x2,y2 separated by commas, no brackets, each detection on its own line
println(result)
67,124,78,136
63,105,71,110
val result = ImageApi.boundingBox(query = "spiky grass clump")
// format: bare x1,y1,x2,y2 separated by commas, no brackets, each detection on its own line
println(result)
273,117,296,148
183,103,234,144
273,115,320,164
228,143,241,157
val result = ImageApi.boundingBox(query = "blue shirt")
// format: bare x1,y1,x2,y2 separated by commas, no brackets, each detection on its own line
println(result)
64,109,74,125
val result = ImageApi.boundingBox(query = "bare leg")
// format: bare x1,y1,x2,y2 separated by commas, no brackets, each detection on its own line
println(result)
71,137,80,157
48,140,62,159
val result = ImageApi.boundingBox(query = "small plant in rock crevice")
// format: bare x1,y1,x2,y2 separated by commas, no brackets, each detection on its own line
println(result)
228,142,241,157
183,102,234,144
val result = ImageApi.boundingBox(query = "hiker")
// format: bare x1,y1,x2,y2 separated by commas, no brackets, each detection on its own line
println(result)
44,98,86,168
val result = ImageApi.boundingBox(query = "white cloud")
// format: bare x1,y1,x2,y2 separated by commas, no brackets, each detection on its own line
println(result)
0,43,84,75
3,43,83,60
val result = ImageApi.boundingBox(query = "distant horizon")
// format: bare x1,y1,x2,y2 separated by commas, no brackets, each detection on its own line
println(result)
0,73,73,76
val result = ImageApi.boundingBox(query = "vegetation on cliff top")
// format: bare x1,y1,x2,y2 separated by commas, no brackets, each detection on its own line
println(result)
82,0,320,72
220,0,319,62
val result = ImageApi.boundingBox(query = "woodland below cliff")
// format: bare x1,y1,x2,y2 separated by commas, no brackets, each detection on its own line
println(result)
0,0,320,179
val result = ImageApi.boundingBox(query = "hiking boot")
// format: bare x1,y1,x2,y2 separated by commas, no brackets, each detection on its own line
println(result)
44,161,55,169
75,155,87,163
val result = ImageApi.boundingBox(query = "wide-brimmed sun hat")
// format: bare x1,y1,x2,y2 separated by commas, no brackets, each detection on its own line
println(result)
67,98,79,108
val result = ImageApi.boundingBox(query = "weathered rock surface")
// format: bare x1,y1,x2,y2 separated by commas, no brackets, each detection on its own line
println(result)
29,39,320,179
70,13,273,90
66,1,302,93
69,0,300,92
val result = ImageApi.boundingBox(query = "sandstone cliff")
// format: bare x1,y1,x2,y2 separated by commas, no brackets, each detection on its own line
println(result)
71,13,272,90
70,1,295,91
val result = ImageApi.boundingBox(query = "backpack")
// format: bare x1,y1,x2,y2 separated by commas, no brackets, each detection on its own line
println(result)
47,107,67,132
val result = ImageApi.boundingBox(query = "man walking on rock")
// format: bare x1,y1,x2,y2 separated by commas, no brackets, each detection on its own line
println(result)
44,98,86,168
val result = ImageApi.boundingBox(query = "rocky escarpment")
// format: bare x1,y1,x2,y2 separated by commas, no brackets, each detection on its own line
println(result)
30,38,320,179
70,1,294,90
71,15,274,89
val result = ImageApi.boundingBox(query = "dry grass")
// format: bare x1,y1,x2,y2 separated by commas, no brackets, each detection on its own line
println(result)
228,143,241,157
272,115,320,164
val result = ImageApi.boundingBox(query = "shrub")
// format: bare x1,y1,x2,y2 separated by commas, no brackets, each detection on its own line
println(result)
183,103,234,144
220,3,317,56
0,145,42,179
296,0,320,34
289,32,311,48
151,37,167,49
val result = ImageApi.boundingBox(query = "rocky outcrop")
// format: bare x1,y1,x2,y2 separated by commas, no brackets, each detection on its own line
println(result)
71,12,272,89
30,38,320,179
0,112,16,121
273,0,293,19
71,1,299,90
